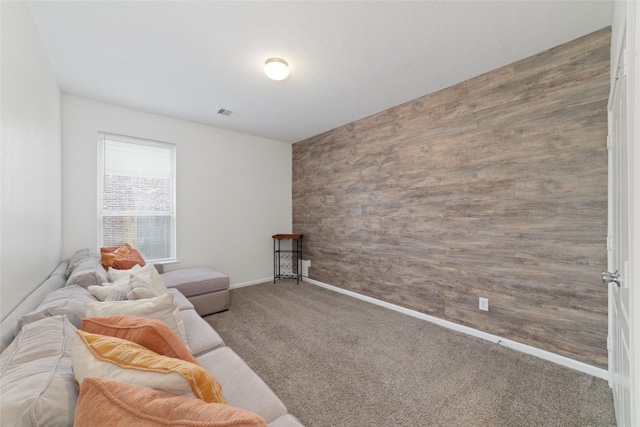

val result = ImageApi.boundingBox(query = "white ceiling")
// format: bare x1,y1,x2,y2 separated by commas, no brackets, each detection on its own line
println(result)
27,1,614,144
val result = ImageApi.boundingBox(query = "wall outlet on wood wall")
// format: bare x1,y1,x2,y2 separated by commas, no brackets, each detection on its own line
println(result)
479,297,489,312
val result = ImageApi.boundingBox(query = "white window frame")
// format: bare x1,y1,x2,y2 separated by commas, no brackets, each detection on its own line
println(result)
97,132,177,263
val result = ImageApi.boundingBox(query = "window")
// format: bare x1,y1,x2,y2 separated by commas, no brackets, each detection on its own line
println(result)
97,132,176,263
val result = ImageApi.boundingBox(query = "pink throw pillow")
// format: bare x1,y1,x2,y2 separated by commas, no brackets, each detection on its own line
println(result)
75,377,267,427
81,315,197,364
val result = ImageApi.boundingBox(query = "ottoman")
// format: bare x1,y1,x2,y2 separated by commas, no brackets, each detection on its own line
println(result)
160,267,230,316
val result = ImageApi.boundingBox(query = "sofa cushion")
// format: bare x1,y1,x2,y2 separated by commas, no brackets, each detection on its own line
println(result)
84,292,189,351
181,309,225,356
161,267,230,316
81,315,198,364
15,285,97,331
75,377,266,427
66,257,109,289
168,288,194,311
161,267,229,296
0,315,78,427
17,299,88,329
0,261,69,353
66,248,100,278
197,347,287,424
72,331,226,404
268,414,305,427
41,283,97,306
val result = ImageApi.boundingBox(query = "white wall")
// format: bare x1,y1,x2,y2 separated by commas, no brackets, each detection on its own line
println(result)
1,2,62,320
62,95,292,285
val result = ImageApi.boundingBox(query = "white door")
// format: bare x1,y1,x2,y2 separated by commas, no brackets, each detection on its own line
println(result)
607,30,632,427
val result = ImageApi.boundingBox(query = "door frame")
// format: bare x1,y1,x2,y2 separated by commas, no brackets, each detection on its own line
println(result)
629,1,639,423
609,1,639,425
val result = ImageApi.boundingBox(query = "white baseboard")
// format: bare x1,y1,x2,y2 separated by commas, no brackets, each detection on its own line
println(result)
303,277,609,380
230,277,274,289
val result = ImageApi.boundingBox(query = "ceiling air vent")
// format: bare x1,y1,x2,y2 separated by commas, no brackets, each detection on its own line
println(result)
217,108,234,117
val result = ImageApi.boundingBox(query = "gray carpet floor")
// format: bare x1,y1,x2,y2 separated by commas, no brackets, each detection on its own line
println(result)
205,280,616,427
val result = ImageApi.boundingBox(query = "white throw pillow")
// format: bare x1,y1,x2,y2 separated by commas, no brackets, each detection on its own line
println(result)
128,275,160,300
88,273,160,302
71,331,224,403
135,264,168,294
108,264,142,282
107,264,167,294
84,293,190,351
88,283,126,301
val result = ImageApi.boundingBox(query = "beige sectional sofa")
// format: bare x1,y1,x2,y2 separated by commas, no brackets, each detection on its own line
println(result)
0,252,303,427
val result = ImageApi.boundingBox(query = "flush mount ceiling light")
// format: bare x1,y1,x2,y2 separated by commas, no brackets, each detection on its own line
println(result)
264,57,289,81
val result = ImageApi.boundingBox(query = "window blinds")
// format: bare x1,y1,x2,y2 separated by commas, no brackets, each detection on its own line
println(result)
97,132,176,262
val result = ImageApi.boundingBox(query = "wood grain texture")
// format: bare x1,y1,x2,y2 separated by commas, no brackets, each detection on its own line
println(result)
293,28,611,368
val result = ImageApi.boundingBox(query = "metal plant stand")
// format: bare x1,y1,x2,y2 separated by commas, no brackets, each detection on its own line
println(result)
272,234,303,284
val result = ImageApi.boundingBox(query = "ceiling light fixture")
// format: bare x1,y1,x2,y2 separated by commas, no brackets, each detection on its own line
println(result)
264,57,289,81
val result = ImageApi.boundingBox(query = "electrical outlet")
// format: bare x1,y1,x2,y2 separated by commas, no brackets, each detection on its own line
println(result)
479,297,489,311
300,260,312,277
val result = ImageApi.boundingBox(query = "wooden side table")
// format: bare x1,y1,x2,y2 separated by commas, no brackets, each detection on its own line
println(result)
272,234,303,284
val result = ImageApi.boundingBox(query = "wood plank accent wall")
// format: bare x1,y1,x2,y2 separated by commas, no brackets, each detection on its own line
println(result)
292,28,611,368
